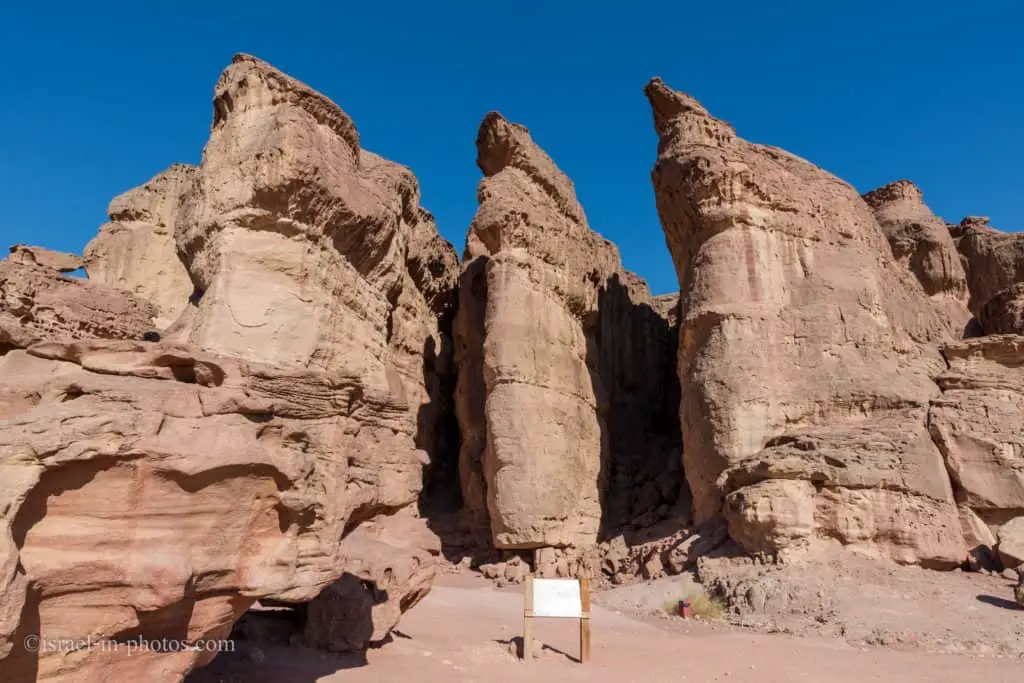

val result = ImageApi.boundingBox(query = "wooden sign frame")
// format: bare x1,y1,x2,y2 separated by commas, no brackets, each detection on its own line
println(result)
523,576,590,663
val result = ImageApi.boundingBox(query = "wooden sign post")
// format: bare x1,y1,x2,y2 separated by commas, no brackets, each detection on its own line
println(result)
523,576,591,663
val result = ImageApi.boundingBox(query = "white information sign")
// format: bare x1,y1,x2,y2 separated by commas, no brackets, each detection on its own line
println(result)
530,578,582,618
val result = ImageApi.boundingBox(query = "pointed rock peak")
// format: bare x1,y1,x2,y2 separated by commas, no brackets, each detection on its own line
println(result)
643,77,734,147
231,52,271,68
644,78,710,120
474,111,586,226
475,111,535,176
862,180,924,209
213,53,360,160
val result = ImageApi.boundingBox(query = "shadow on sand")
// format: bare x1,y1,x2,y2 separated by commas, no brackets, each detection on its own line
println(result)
494,636,581,663
975,594,1023,611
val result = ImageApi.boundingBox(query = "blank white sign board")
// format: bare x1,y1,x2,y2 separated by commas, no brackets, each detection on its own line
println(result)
523,576,591,662
530,578,582,618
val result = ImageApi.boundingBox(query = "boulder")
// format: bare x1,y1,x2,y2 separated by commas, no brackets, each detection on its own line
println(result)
303,514,439,652
724,479,816,559
644,78,963,567
7,245,84,273
959,505,999,571
997,516,1024,569
84,164,197,328
454,112,680,550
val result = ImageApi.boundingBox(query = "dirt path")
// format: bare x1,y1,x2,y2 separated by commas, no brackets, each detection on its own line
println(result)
190,573,1023,683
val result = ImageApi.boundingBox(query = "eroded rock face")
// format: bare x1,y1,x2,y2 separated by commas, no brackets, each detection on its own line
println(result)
0,260,156,350
173,55,458,453
863,181,967,300
979,283,1024,335
1,54,457,681
454,112,681,550
170,48,459,646
84,164,197,328
302,513,439,652
954,218,1024,318
645,78,963,567
930,336,1024,523
0,335,428,682
862,181,970,332
718,415,965,566
7,245,84,273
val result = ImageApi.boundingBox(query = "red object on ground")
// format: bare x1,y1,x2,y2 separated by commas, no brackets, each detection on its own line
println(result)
678,599,692,618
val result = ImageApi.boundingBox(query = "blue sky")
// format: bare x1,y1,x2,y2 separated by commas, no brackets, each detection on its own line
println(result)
1,1,1021,295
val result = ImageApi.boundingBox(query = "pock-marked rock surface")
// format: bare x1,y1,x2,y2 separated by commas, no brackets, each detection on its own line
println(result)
7,245,85,273
979,283,1024,335
0,259,157,349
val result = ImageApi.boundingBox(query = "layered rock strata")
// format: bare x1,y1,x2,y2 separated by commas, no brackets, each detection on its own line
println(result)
0,333,426,682
0,259,156,349
7,245,84,273
84,164,197,328
645,78,964,567
862,180,970,332
954,217,1024,322
0,54,459,681
454,112,681,551
930,336,1024,530
171,55,458,454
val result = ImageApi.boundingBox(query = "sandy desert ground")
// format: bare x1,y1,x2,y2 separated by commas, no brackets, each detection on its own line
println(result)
189,569,1023,683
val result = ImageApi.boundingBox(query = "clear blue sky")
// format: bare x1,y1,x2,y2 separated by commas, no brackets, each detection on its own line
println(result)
2,1,1021,295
